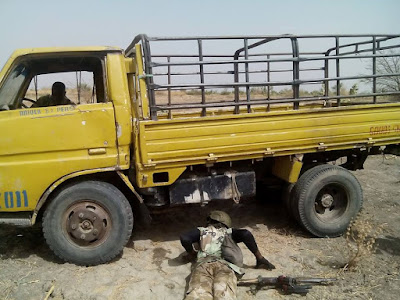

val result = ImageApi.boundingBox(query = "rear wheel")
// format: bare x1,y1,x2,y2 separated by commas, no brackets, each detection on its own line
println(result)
43,181,133,265
290,164,333,222
292,165,362,237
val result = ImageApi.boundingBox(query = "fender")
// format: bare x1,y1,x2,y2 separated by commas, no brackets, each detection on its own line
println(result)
31,167,142,225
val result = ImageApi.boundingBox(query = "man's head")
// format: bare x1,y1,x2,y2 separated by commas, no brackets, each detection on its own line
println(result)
51,82,66,103
207,210,232,228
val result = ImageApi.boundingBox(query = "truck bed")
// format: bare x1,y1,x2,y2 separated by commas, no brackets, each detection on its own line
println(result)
127,34,400,186
138,103,400,168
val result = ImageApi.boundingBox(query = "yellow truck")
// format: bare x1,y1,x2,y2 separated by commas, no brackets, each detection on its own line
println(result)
0,34,399,265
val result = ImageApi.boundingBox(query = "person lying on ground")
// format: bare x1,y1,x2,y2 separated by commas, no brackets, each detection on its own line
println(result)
180,210,275,300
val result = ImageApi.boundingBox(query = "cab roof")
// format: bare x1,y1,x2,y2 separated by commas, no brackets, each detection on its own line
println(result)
12,46,123,56
0,46,123,83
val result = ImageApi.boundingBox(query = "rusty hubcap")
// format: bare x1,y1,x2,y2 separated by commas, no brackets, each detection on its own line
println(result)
314,183,348,222
63,201,111,247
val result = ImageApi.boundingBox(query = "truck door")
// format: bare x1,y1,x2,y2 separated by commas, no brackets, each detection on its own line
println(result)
0,53,118,212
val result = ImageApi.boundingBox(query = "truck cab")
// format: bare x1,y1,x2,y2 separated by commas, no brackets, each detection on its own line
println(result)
0,47,134,212
0,47,138,264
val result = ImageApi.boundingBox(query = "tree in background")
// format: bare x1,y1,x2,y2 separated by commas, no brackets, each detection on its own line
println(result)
330,83,347,95
349,84,358,95
373,51,400,93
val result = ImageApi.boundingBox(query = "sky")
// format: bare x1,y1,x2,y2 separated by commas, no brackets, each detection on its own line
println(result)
0,0,399,92
1,0,399,68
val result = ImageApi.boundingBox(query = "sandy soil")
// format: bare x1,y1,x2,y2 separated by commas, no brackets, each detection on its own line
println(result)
0,156,399,300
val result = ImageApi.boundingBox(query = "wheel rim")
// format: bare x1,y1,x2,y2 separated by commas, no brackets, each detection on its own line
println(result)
314,183,349,222
63,201,112,248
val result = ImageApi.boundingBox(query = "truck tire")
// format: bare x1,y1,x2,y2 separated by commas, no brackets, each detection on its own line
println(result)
42,181,134,265
292,165,362,237
290,164,333,222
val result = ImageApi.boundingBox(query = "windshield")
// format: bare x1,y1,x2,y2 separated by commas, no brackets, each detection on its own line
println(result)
0,64,30,110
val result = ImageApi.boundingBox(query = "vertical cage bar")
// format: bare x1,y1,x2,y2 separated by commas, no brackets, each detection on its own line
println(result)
244,38,251,113
324,53,329,98
167,56,172,119
142,38,157,120
198,39,206,116
233,57,240,114
335,37,341,106
291,38,300,109
233,54,240,114
267,55,271,112
372,37,377,104
135,43,150,119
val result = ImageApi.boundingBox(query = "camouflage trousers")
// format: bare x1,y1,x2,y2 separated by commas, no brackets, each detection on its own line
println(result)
185,261,237,300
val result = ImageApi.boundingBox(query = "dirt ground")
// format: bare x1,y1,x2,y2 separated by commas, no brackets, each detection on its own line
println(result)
0,156,399,300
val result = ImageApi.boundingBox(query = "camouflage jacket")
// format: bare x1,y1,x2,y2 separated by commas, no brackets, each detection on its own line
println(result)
196,225,243,275
33,95,73,107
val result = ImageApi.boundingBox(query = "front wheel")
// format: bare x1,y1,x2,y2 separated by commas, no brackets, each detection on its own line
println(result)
292,165,363,237
43,181,134,265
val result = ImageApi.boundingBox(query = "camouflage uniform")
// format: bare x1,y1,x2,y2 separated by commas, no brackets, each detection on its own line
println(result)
33,95,73,107
185,261,237,300
185,226,242,300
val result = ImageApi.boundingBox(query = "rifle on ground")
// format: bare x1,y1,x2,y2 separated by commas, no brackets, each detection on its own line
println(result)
238,275,336,295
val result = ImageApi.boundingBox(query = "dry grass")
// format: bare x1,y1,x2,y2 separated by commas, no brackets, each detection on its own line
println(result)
155,89,395,108
25,88,396,109
341,215,387,271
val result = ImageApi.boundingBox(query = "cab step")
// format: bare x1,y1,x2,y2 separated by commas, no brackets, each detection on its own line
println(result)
0,213,32,226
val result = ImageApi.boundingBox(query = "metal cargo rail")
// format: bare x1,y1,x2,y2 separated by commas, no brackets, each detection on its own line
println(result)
126,34,400,120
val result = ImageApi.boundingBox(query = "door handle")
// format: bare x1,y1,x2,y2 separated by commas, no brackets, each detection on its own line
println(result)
88,148,106,155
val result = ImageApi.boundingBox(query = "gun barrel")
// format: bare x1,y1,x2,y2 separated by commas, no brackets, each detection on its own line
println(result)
295,278,337,284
